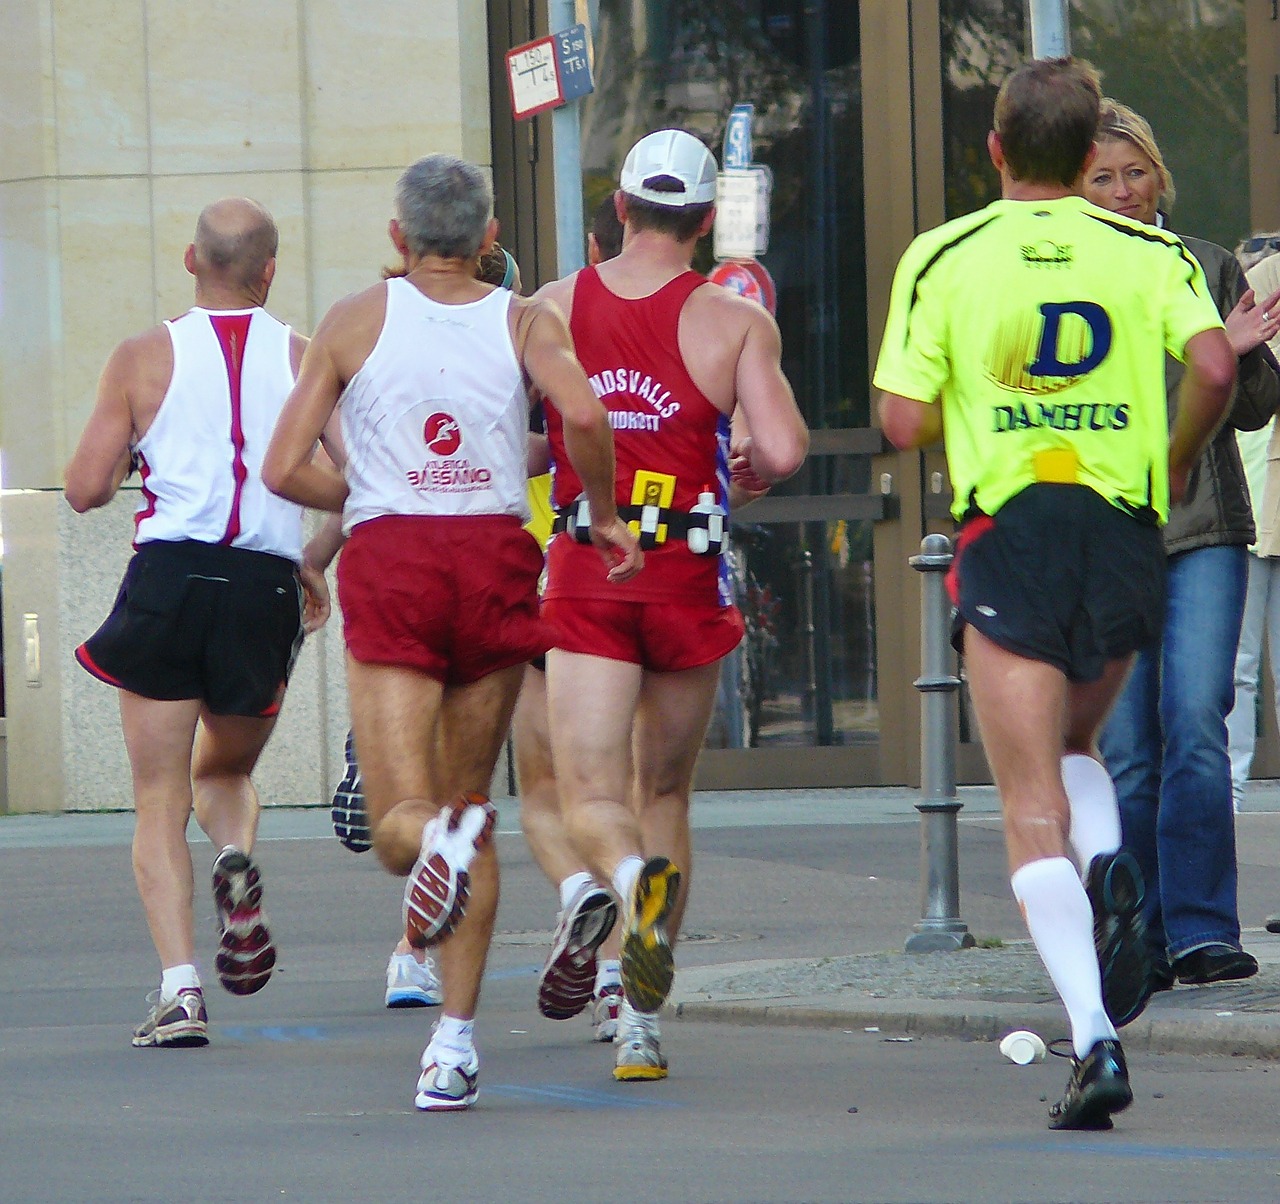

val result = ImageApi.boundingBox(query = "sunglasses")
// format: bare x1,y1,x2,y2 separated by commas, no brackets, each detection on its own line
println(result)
1242,235,1280,254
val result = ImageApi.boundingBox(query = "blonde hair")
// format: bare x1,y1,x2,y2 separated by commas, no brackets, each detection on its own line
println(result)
1096,98,1176,214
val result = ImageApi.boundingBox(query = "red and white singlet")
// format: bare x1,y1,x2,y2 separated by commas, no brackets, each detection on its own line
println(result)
339,278,530,533
133,306,303,562
543,266,733,605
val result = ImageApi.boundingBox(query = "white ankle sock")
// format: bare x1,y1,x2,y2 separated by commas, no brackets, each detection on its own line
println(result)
160,964,200,998
1061,754,1122,873
559,871,595,910
1011,856,1117,1059
612,856,644,905
431,1014,475,1062
595,959,622,993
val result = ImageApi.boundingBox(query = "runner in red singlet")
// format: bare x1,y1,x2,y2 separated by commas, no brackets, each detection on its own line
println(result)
535,129,809,1080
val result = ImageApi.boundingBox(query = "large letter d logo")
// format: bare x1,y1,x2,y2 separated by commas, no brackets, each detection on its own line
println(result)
1028,302,1111,377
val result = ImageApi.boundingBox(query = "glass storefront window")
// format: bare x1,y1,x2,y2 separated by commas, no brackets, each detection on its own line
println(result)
705,519,877,749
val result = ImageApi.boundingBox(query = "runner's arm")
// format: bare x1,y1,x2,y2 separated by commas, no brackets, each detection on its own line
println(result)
520,300,642,582
263,313,350,513
878,391,943,450
64,340,138,513
1169,328,1237,502
733,310,809,484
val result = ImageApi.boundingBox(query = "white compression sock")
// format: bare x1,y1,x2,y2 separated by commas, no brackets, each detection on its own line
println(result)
1061,753,1122,873
160,964,200,998
559,871,595,911
1011,856,1117,1059
612,856,644,906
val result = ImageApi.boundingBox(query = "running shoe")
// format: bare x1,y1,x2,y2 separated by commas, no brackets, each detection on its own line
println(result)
1084,849,1153,1027
613,1005,667,1081
537,882,618,1020
385,951,442,1008
403,793,497,949
132,987,209,1048
620,856,680,1014
592,984,623,1043
1047,1038,1132,1130
1172,944,1259,984
415,1045,480,1111
212,846,276,996
331,729,371,853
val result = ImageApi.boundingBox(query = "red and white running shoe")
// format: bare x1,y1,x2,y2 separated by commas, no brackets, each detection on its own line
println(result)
212,846,276,996
403,793,497,948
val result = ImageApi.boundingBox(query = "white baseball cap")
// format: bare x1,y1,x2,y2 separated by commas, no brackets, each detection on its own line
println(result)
619,129,718,208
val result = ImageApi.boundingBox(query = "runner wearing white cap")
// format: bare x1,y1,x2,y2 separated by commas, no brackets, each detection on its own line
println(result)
533,127,809,1081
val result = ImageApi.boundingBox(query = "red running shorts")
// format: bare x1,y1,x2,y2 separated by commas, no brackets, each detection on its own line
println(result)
542,596,744,672
338,514,550,684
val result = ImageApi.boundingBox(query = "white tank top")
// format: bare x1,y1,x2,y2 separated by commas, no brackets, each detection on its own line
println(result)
340,279,530,533
133,306,304,562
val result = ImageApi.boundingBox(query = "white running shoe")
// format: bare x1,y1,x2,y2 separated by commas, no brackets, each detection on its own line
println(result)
402,793,497,948
613,1000,667,1081
385,951,442,1008
416,1044,480,1111
591,984,623,1042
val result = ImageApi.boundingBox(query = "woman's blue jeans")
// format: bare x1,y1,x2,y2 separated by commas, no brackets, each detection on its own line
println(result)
1098,543,1247,961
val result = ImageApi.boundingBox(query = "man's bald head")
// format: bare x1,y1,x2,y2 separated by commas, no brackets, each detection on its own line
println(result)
191,198,279,289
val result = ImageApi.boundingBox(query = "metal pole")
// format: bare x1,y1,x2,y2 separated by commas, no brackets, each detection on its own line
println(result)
905,534,974,953
550,0,585,276
1025,0,1071,58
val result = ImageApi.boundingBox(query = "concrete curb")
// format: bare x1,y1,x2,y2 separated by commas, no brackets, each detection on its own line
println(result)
672,995,1280,1060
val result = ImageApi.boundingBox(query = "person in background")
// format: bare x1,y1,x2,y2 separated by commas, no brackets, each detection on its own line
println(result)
1086,101,1280,990
1225,234,1280,816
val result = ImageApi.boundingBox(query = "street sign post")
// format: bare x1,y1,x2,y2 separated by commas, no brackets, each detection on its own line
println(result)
506,34,562,121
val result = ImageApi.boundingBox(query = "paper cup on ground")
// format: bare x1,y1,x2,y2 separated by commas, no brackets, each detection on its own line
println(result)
999,1030,1046,1065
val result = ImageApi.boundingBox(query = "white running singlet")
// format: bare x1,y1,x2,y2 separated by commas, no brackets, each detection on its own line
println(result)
340,278,530,534
133,306,303,562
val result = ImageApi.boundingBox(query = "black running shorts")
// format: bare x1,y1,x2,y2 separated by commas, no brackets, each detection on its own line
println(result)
947,483,1166,683
77,539,304,716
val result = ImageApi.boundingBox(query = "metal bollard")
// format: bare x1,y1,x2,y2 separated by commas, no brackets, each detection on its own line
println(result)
905,534,975,952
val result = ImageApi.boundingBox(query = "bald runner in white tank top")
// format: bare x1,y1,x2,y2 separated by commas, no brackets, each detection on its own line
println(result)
339,277,530,533
134,305,303,560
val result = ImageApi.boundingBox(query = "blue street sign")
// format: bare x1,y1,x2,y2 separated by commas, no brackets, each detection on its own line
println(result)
554,23,594,102
723,104,754,171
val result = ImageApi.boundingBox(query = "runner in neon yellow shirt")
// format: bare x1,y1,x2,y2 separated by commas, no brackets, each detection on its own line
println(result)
877,57,1236,1134
875,195,1224,525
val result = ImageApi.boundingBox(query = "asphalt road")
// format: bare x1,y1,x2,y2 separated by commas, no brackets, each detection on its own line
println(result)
4,802,1280,1202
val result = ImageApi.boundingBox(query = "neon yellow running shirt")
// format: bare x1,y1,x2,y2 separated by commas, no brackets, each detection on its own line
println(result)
874,196,1224,524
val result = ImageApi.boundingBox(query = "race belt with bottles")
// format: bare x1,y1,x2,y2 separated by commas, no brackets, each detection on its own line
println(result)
553,470,726,554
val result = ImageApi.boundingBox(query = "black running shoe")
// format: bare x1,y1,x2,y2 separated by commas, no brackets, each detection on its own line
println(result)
331,730,371,853
1084,850,1153,1027
1048,1038,1133,1131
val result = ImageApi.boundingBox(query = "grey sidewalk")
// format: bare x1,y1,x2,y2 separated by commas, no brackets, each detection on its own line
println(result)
5,781,1280,1062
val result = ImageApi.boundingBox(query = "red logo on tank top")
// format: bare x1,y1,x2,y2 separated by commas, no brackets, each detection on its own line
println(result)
423,412,462,456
